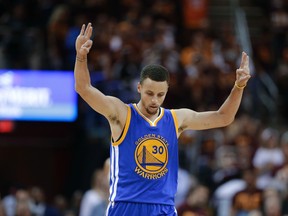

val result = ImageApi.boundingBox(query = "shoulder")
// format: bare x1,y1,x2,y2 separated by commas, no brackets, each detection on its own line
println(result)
170,108,196,129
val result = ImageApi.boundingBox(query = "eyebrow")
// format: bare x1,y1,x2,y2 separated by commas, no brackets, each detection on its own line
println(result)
145,90,166,95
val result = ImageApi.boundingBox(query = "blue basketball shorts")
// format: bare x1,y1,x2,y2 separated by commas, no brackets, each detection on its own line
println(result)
106,201,178,216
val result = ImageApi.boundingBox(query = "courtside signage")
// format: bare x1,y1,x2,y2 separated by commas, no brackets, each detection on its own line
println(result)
0,70,77,122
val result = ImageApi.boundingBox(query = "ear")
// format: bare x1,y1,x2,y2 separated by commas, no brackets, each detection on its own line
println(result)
137,82,141,93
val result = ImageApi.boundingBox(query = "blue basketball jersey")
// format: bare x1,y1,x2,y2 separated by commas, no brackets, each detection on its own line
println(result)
109,103,179,205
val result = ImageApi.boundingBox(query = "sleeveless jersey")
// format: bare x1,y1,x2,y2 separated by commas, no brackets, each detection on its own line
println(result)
109,103,179,205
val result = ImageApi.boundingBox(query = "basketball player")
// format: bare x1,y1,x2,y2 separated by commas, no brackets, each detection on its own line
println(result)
74,23,251,216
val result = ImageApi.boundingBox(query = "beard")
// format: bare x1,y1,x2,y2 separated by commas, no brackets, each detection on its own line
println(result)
145,105,159,115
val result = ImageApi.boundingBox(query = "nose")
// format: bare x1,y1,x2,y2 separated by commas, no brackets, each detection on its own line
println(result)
151,96,158,104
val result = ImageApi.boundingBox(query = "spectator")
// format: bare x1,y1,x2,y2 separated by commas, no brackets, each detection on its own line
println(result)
213,145,241,191
2,187,16,216
15,189,31,216
69,190,82,216
29,186,60,216
53,194,68,216
233,132,255,171
0,198,5,216
231,168,264,216
177,184,212,216
270,130,288,194
252,127,284,189
262,188,282,216
47,4,70,70
79,159,109,216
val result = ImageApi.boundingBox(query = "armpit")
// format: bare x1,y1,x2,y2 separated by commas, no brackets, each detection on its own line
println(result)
178,125,186,134
108,114,121,125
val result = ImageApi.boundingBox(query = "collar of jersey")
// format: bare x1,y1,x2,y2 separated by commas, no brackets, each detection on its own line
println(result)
133,103,164,127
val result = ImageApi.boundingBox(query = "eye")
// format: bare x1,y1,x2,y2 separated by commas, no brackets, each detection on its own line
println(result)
146,92,153,96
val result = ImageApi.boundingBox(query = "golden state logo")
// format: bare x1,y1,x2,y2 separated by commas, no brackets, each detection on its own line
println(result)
134,135,168,179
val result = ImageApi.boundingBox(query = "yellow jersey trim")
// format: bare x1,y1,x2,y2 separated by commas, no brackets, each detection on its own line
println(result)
171,109,179,137
133,103,164,127
112,105,131,146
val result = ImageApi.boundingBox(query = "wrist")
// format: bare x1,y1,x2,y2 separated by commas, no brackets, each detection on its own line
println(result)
76,55,87,62
234,81,246,90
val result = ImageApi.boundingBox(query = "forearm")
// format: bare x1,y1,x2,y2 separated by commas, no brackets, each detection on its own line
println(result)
218,51,250,122
177,52,250,131
74,54,91,93
217,83,245,124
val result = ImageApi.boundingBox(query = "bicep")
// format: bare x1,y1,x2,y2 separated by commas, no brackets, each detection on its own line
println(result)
175,108,231,131
78,85,126,120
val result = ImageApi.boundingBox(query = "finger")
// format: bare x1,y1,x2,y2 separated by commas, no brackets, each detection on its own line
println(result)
244,56,250,72
238,75,251,83
236,68,248,75
82,40,93,49
87,26,93,39
84,23,92,37
239,71,251,78
237,68,250,74
240,74,251,79
239,52,245,69
79,24,85,36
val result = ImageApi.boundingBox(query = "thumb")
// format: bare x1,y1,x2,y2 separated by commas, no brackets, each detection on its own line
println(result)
83,40,93,48
80,40,93,53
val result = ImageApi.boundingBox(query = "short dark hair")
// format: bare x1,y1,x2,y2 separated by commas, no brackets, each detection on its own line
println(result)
140,64,170,84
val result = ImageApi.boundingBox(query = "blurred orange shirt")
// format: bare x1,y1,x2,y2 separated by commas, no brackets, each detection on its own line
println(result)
182,0,209,29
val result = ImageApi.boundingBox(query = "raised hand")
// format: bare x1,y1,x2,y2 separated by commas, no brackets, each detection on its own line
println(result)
75,23,93,56
235,52,251,88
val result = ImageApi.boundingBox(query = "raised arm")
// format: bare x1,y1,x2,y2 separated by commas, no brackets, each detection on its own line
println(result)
74,23,127,139
175,51,251,132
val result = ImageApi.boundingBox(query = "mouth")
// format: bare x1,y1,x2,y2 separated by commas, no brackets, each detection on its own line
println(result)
150,105,158,109
147,105,159,115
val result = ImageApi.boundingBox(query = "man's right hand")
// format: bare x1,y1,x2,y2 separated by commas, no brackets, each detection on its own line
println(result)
75,23,93,57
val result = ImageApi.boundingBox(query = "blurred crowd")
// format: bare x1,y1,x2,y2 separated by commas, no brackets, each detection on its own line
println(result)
0,158,110,216
1,0,288,215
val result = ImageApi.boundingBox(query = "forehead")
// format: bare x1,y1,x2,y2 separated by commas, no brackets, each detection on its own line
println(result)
141,78,168,92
